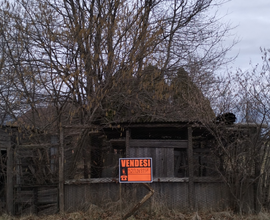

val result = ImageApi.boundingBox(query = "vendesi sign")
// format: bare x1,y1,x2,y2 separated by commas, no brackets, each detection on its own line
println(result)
119,158,153,183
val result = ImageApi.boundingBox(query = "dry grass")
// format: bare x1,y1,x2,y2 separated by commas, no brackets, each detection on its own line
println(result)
1,211,270,220
1,205,270,220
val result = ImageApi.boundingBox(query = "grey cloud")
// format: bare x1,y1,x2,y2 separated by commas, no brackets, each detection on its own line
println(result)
217,0,270,71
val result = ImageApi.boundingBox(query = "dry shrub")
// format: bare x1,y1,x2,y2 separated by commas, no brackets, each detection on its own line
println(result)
14,214,39,220
191,212,202,220
3,207,270,219
210,211,233,220
244,212,270,220
0,213,15,220
149,195,170,218
86,204,104,217
168,210,187,220
141,196,188,220
65,212,85,220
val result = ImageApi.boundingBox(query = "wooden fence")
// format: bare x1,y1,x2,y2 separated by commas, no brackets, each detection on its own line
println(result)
63,178,248,213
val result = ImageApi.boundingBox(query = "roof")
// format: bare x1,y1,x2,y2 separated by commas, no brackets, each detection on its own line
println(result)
14,67,216,129
101,67,215,124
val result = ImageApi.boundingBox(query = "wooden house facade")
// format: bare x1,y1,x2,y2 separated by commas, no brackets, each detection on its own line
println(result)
1,120,263,215
62,122,236,213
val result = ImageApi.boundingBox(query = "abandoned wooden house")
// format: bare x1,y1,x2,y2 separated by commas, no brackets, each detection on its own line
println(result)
0,68,265,215
0,115,263,215
62,120,259,213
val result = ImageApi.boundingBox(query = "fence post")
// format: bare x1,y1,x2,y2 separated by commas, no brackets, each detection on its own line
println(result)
126,129,130,158
6,136,14,215
59,126,64,213
188,126,194,210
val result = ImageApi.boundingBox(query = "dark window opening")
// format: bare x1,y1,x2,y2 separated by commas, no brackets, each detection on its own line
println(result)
131,127,187,140
194,149,218,177
50,147,58,173
0,150,6,198
174,149,188,177
91,141,125,178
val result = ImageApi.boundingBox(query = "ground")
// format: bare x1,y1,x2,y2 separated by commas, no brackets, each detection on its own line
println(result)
1,210,270,220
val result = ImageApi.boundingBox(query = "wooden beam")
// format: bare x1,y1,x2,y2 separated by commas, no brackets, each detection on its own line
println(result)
130,139,188,148
109,139,126,148
59,127,64,213
105,123,188,128
188,126,194,211
64,131,102,136
125,129,130,157
62,125,100,129
123,183,154,220
6,136,14,215
17,144,59,149
193,148,211,153
110,138,125,143
64,177,223,184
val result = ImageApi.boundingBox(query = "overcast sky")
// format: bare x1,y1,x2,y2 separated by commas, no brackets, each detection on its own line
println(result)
217,0,270,72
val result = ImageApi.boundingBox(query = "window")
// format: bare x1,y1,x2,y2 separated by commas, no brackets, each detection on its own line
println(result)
174,149,188,177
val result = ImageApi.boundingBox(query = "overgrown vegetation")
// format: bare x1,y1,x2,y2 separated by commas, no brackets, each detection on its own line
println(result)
0,0,233,129
1,0,270,217
2,209,270,220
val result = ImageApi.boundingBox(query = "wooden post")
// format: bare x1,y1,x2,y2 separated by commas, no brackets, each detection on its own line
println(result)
126,129,130,158
123,183,154,220
59,126,64,213
6,137,14,215
187,126,194,211
252,127,261,214
83,147,88,178
89,135,91,178
120,183,122,219
15,132,22,213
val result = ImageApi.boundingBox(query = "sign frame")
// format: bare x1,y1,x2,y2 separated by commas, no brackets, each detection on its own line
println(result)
119,157,153,183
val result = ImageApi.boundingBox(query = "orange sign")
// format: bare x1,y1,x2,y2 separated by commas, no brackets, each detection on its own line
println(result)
119,158,152,183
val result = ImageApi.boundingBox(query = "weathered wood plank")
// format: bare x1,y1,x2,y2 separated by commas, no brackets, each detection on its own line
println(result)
15,191,34,203
38,203,58,215
17,144,59,149
108,123,187,128
193,148,211,153
0,135,11,142
154,148,174,177
125,146,175,178
6,136,14,215
130,140,187,148
151,148,156,177
38,188,58,203
64,177,224,184
155,148,162,177
125,129,130,157
167,148,174,177
64,182,232,212
123,183,154,220
153,148,163,177
130,148,135,157
62,125,100,129
155,148,163,177
188,127,194,211
59,127,64,213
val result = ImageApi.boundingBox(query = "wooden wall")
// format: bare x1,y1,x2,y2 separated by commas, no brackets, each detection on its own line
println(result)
64,181,235,212
130,147,174,177
0,128,14,214
14,186,58,215
129,140,187,178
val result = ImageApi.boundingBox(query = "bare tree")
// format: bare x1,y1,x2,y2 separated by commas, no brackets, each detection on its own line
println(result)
0,0,235,181
200,49,270,214
0,0,234,125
